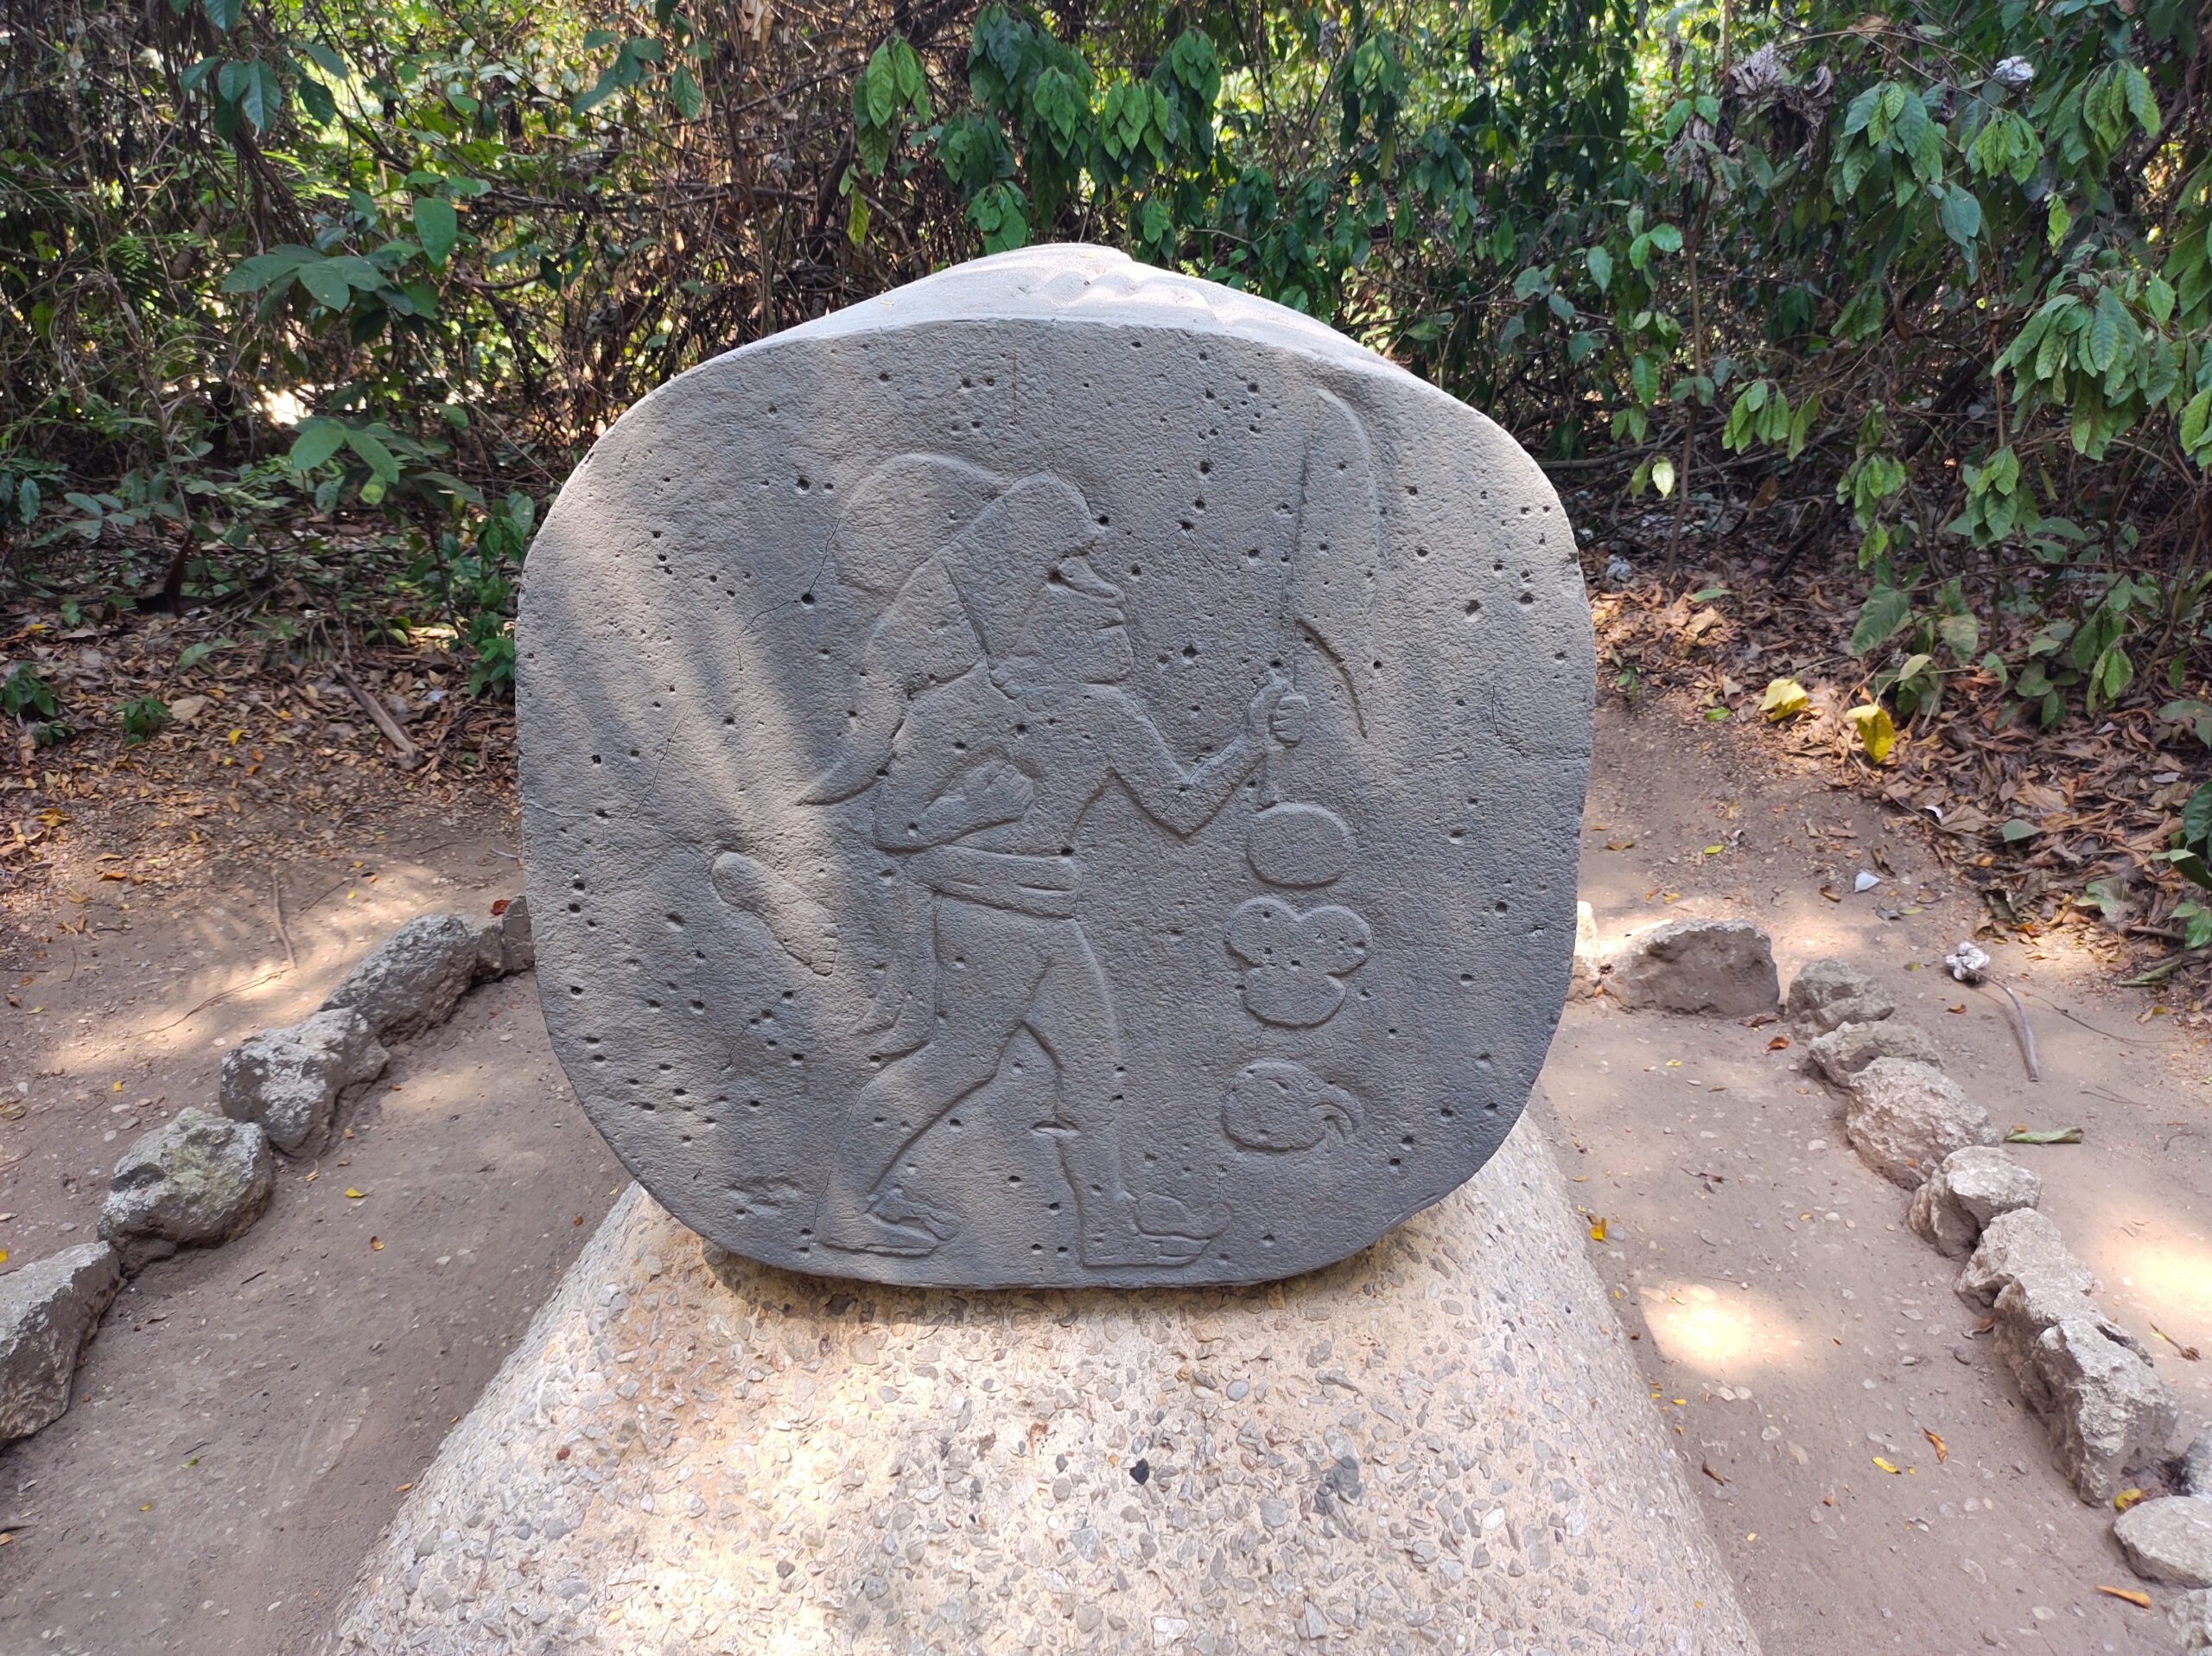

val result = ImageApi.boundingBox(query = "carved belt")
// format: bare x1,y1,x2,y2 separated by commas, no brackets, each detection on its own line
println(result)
908,844,1079,919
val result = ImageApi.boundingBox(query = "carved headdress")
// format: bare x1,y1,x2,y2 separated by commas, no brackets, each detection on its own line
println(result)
802,457,1099,804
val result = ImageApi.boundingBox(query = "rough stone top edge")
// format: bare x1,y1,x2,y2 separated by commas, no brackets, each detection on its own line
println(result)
651,245,1505,438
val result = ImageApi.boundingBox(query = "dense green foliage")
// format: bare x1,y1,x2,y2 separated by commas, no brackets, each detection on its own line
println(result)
2,0,2207,748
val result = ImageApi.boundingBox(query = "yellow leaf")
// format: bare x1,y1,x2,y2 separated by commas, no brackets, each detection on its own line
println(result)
0,1250,9,1265
1872,1455,1900,1474
1846,703,1897,763
2114,1487,2147,1511
1703,844,1724,855
1760,678,1811,722
226,728,244,744
2095,1586,2151,1609
111,1080,123,1091
1588,1217,1608,1242
369,1236,385,1251
394,1481,413,1494
1923,1427,1948,1463
344,1188,366,1199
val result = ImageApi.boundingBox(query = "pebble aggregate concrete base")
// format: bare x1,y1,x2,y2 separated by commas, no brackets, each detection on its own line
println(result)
323,1107,1758,1655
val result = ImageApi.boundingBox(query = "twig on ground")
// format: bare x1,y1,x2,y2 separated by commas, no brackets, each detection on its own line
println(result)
270,874,296,971
334,666,422,769
1945,940,2039,1082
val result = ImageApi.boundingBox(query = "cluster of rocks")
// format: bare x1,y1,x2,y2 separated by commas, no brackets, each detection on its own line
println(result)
1584,918,2210,1606
1785,953,2212,1604
0,897,532,1448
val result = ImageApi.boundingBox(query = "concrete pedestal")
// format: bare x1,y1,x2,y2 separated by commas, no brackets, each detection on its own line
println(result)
323,1105,1758,1654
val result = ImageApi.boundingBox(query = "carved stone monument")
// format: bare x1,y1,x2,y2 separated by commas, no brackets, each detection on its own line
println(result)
519,245,1593,1285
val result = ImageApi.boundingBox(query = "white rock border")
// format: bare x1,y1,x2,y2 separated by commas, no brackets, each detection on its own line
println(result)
0,896,533,1448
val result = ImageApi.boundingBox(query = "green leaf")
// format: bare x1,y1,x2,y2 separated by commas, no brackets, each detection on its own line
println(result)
1851,585,1912,656
202,0,243,29
287,418,346,470
298,261,352,309
1649,455,1675,498
1586,245,1611,293
2120,61,2160,137
671,66,703,120
2003,1126,2083,1145
1647,224,1683,255
413,196,457,269
222,247,308,293
1937,612,1980,660
297,75,335,124
1936,185,1983,249
2001,818,2039,842
345,428,402,483
2083,288,2125,375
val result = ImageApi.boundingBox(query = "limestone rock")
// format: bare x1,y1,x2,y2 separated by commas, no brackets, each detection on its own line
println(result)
2115,1496,2212,1586
1569,900,1599,994
1993,1278,2126,1411
1958,1207,2092,1307
321,1118,1760,1654
2177,1431,2212,1501
1785,956,1896,1033
1808,1017,1940,1086
497,894,533,973
322,913,481,1040
1606,917,1779,1016
1907,1145,2041,1258
2028,1317,2178,1503
99,1110,274,1273
467,895,535,979
2173,1588,2212,1653
1843,1057,1998,1188
0,1243,121,1444
219,1007,387,1154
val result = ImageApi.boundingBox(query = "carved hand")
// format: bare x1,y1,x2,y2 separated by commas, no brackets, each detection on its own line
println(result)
957,758,1035,828
1248,672,1307,748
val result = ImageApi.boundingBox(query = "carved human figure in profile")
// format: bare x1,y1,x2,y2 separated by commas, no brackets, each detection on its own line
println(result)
720,463,1306,1265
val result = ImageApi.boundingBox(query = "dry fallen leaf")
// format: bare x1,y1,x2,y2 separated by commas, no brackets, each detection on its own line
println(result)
395,1481,414,1494
1847,702,1898,763
1700,1460,1730,1486
1742,1011,1780,1029
344,1187,366,1199
1767,1035,1789,1051
369,1236,384,1251
2114,1487,2148,1512
1760,678,1811,723
1872,1455,1901,1474
1923,1427,1948,1463
1587,1217,1608,1242
2095,1586,2151,1609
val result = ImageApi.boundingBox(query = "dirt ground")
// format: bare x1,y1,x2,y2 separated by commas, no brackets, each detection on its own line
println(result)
0,697,2205,1655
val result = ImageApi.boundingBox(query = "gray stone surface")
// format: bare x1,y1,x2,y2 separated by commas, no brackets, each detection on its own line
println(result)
2115,1497,2212,1587
2175,1587,2212,1653
1570,899,1599,994
0,1243,121,1444
219,1006,389,1154
321,1113,1760,1655
322,912,485,1040
515,245,1594,1287
1783,956,1895,1034
1842,1057,1998,1188
2022,1315,2177,1500
1990,1271,2106,1404
98,1109,274,1273
2179,1431,2212,1500
1807,1016,1940,1086
1957,1207,2092,1308
1907,1144,2041,1258
1605,917,1778,1016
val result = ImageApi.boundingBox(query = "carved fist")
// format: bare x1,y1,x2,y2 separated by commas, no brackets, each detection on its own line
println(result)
962,758,1034,825
1249,674,1308,748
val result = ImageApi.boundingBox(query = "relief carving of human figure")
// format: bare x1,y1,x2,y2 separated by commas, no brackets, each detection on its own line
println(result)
719,465,1306,1266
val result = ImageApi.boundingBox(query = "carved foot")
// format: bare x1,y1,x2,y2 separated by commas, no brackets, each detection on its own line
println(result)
872,1184,963,1242
1078,1193,1224,1269
811,1201,944,1258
